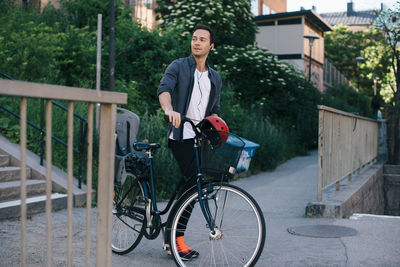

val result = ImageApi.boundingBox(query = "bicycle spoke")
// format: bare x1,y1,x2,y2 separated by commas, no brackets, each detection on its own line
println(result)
211,241,216,267
169,184,265,266
112,172,145,254
215,189,228,229
220,241,248,265
166,227,208,236
116,215,143,235
216,200,251,226
198,242,212,266
218,240,230,267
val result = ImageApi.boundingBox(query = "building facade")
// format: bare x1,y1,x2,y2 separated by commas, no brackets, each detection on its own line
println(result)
320,2,379,32
19,0,157,29
254,10,332,91
257,0,287,15
125,0,156,29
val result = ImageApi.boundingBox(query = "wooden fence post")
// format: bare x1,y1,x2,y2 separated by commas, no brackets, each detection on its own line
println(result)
318,108,324,202
96,103,117,267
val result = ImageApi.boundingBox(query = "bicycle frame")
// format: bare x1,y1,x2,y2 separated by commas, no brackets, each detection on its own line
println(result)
193,137,216,232
137,118,216,234
112,115,266,265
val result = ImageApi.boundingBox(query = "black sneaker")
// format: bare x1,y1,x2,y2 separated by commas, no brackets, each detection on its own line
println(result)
174,236,200,261
179,249,199,261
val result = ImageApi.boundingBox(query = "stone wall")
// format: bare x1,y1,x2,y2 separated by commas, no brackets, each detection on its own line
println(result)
306,163,385,218
384,165,400,216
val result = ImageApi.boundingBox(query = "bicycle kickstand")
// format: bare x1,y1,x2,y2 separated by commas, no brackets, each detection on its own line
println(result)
161,226,170,252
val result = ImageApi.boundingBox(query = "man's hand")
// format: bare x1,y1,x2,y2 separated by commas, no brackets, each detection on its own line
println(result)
165,110,181,128
159,92,181,128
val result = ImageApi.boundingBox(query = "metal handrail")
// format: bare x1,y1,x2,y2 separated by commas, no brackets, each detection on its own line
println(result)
0,104,80,153
1,78,127,266
0,72,87,188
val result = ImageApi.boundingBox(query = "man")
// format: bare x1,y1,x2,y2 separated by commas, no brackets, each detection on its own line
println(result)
157,24,222,260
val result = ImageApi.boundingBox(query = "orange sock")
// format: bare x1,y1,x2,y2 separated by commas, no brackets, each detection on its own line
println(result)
176,236,192,253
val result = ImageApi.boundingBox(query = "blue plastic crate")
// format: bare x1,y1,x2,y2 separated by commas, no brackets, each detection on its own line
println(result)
236,137,260,172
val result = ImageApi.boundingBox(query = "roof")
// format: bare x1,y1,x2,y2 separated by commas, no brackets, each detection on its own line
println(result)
320,10,378,26
254,9,333,32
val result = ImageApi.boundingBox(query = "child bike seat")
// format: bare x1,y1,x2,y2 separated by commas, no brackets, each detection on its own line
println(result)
115,107,140,156
115,108,140,186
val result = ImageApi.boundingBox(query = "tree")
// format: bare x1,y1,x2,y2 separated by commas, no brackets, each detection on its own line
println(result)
324,25,393,97
155,0,257,48
0,7,96,87
374,4,400,164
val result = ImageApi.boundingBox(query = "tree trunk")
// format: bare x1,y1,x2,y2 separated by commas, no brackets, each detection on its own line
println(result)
386,106,400,164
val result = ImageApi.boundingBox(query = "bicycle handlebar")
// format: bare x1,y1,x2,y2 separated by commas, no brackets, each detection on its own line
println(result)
164,114,201,137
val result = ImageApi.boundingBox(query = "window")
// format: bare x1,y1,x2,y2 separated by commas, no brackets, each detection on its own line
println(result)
258,21,275,26
277,54,302,60
277,18,302,25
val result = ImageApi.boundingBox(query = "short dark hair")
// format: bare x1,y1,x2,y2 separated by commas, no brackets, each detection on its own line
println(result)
193,24,215,45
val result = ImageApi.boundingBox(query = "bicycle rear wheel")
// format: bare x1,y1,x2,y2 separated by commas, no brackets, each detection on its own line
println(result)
169,183,266,266
112,172,146,255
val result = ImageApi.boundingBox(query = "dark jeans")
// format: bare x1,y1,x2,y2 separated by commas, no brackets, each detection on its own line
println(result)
169,139,197,238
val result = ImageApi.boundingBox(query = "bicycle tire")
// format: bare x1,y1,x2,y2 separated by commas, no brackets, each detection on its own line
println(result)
169,183,266,266
112,172,146,255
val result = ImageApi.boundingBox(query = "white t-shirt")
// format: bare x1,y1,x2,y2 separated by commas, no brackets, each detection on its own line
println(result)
169,69,211,140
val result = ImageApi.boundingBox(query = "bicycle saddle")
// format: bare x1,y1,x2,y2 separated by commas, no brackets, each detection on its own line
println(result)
133,142,161,151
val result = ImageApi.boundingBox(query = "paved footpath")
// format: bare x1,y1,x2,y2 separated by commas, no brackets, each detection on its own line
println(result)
1,150,399,266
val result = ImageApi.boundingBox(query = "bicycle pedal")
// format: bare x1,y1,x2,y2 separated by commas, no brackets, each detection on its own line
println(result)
163,243,170,251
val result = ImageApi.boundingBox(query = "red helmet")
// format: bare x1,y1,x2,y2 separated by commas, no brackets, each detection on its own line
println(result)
198,116,229,148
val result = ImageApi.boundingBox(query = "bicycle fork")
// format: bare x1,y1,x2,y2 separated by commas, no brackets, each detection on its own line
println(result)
194,143,216,234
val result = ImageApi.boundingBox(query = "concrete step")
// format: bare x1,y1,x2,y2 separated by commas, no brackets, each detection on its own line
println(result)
384,174,400,183
384,174,400,215
384,209,400,216
0,180,46,201
384,164,400,175
0,166,32,182
0,155,10,167
0,193,67,220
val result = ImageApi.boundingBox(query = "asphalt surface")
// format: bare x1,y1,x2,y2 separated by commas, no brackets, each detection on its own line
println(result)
1,150,399,266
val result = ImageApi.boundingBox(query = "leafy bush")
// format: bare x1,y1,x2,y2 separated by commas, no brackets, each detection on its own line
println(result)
156,0,257,48
135,111,180,199
0,8,96,87
219,85,285,171
323,84,372,117
0,97,91,184
211,45,321,154
113,20,188,112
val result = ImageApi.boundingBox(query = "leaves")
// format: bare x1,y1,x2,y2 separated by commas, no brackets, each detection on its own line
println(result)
156,0,257,48
374,5,400,106
0,8,96,87
325,25,393,102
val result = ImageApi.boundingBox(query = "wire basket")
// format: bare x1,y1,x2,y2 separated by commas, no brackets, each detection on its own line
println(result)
200,130,245,180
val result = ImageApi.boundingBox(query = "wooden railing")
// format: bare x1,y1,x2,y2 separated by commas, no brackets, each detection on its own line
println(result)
0,79,127,267
323,58,351,89
318,105,379,201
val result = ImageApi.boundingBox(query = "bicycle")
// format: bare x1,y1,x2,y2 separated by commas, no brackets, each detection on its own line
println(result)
112,108,266,266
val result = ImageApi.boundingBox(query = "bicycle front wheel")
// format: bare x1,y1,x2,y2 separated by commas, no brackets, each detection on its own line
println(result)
112,172,146,255
169,183,266,266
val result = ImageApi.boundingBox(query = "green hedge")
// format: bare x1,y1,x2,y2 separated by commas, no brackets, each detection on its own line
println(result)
322,84,372,117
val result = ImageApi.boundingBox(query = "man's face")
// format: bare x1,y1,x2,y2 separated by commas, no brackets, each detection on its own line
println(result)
191,29,213,58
